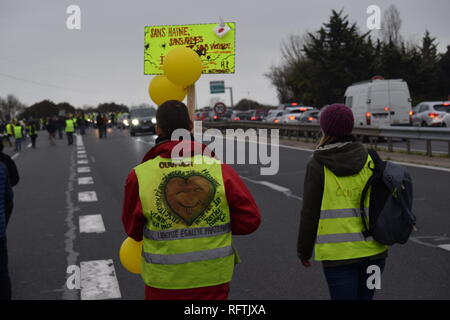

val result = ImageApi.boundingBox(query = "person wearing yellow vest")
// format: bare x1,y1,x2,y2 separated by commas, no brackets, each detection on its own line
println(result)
26,120,38,149
122,100,261,300
297,104,388,300
64,115,75,145
4,122,13,148
12,120,24,152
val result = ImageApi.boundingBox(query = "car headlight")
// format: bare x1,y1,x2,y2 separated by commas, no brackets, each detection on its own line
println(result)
123,119,129,126
151,117,156,124
131,119,139,126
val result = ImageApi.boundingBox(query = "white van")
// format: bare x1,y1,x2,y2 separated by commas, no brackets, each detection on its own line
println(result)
344,79,413,127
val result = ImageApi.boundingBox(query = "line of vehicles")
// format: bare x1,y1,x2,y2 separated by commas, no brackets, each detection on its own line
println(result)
197,78,450,129
118,78,449,137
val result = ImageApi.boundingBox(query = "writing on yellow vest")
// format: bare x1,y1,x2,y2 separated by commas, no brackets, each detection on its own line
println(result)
134,154,236,289
314,154,387,261
65,119,75,133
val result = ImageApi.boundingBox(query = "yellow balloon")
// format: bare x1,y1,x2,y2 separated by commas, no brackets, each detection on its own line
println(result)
163,47,203,87
148,75,187,106
119,237,143,274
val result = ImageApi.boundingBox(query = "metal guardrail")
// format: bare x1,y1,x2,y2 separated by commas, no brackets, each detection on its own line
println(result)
203,121,450,157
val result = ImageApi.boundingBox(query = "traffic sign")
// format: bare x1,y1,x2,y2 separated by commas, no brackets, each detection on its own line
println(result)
214,102,227,115
210,81,225,94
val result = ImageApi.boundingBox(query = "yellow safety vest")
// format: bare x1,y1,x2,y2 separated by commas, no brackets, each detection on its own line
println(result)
134,154,236,289
6,123,13,135
13,126,23,139
65,119,75,133
315,154,387,261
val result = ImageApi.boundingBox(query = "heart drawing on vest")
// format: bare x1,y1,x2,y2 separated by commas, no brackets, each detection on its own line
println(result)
164,174,216,226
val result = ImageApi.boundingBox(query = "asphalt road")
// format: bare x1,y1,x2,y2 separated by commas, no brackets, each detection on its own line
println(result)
5,127,450,300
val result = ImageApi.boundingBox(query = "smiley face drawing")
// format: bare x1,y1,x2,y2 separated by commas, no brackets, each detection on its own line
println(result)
164,174,216,225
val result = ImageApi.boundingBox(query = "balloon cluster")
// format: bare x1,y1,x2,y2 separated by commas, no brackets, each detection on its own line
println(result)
149,47,203,106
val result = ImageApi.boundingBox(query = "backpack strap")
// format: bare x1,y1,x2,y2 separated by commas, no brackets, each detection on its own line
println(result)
359,149,381,238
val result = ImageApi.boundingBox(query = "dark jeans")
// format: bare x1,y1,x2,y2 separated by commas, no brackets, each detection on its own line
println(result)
30,134,37,148
0,237,11,300
323,258,386,300
66,132,74,145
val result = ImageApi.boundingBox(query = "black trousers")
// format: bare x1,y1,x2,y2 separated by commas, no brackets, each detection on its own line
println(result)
30,134,37,148
0,237,11,300
66,132,74,145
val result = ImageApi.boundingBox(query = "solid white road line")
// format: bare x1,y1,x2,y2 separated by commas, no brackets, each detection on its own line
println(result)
78,191,98,202
438,244,450,251
79,214,106,233
241,176,302,201
77,159,89,165
78,177,94,185
391,161,450,173
80,260,121,300
77,166,91,173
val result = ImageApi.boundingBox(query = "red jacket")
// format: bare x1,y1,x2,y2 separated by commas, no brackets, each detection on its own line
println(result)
122,139,261,300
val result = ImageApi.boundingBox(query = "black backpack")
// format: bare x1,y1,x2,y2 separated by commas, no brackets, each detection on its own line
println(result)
359,149,416,245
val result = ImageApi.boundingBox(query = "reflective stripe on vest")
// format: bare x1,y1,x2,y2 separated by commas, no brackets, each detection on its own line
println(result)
320,208,369,219
143,245,234,265
144,223,231,241
135,154,235,289
314,154,387,261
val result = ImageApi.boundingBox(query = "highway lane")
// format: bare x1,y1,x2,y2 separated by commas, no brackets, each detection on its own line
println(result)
6,127,450,300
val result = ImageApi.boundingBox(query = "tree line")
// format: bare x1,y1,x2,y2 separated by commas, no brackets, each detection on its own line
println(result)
0,96,130,121
265,6,450,108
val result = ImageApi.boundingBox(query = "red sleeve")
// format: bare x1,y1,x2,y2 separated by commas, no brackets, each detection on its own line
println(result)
122,170,146,241
221,164,261,235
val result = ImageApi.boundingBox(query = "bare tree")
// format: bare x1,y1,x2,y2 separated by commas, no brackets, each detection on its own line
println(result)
0,94,26,120
380,4,403,46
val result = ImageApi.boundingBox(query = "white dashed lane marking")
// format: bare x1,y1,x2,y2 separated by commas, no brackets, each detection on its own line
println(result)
80,260,121,300
77,159,89,165
77,154,87,159
78,191,98,202
438,244,450,251
77,167,91,173
78,177,94,185
79,214,106,233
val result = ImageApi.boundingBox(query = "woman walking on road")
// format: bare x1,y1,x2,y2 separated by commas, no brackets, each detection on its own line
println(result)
297,104,388,300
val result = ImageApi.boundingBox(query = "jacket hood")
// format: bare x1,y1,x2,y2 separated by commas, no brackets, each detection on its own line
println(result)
141,139,214,163
313,141,368,176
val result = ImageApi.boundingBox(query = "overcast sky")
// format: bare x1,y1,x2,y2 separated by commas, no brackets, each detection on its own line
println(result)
1,0,449,109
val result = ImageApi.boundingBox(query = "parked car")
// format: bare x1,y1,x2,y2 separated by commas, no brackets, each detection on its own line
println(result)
430,108,450,127
280,107,314,124
412,101,450,127
344,78,413,127
129,107,156,136
298,109,320,123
